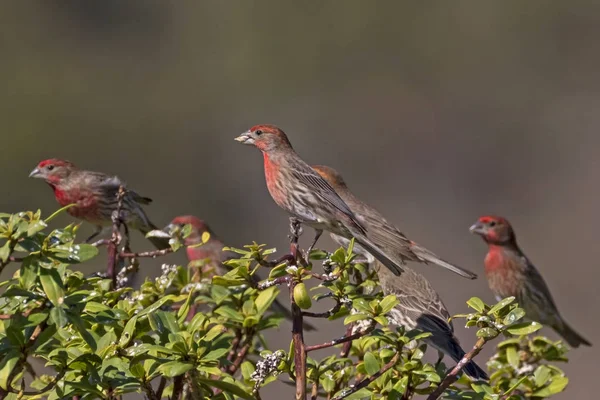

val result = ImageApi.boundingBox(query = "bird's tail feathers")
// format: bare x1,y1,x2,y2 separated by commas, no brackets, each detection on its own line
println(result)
411,244,478,280
354,235,404,276
554,319,591,348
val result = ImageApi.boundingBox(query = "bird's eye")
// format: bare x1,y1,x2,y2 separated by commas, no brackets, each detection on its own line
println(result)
255,129,263,136
489,221,496,227
46,165,55,171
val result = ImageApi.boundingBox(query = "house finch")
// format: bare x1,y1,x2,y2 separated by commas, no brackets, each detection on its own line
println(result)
29,158,169,250
312,165,477,279
235,125,405,277
166,215,316,331
374,261,488,379
470,216,591,347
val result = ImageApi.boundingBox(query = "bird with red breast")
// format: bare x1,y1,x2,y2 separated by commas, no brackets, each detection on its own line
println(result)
470,216,590,347
29,158,169,249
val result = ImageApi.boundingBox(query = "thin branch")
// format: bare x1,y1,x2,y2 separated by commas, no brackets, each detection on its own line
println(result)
119,247,174,258
426,337,487,400
106,186,126,289
305,324,375,353
289,217,307,400
311,382,319,400
257,275,291,290
172,375,184,400
331,352,400,400
302,300,342,319
91,238,111,247
228,341,252,374
156,377,167,399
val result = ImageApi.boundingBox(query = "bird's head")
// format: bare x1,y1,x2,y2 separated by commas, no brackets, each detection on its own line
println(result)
470,215,515,245
312,165,349,191
234,124,293,152
29,159,76,184
164,215,213,246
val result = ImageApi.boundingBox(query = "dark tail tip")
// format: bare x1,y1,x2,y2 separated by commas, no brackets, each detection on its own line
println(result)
558,321,592,348
463,360,489,380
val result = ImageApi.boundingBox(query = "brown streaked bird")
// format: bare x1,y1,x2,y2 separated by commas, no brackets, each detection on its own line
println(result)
166,215,316,331
29,158,169,249
374,261,488,379
470,216,590,347
312,165,477,279
235,125,405,277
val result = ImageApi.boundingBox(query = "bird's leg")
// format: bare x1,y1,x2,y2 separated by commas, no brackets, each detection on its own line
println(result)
85,226,103,243
288,217,303,263
304,229,323,265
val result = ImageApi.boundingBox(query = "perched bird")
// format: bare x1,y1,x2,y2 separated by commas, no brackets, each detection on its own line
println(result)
29,158,169,249
312,165,477,279
235,125,405,276
470,216,591,347
166,215,316,331
374,261,488,379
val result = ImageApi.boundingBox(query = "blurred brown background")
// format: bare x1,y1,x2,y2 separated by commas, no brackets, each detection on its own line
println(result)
1,1,598,398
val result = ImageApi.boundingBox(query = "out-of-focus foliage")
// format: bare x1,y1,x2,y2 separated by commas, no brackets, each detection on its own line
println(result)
0,210,572,399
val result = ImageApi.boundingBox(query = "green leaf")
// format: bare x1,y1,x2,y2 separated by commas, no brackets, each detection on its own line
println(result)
18,257,38,290
255,286,279,316
0,241,11,263
157,361,194,377
39,267,65,306
379,295,399,314
49,306,68,328
532,376,569,397
334,388,373,400
503,307,526,325
119,316,138,348
67,310,98,351
197,378,254,400
177,290,194,324
0,350,20,390
487,296,515,316
363,352,380,376
506,345,519,369
137,295,176,317
466,297,486,313
476,327,498,339
344,313,369,325
268,263,288,279
241,361,255,381
506,321,543,336
534,365,552,387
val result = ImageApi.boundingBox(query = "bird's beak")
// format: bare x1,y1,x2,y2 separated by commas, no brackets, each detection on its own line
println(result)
29,168,41,178
234,131,254,145
469,222,486,235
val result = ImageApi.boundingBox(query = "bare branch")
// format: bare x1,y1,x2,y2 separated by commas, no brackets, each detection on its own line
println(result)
305,324,375,353
426,337,487,400
331,352,400,400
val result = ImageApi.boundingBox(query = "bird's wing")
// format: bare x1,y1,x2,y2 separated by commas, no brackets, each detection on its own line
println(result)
521,257,560,317
86,172,152,204
290,164,366,232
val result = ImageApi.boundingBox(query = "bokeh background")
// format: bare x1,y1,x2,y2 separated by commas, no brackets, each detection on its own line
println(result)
1,1,598,398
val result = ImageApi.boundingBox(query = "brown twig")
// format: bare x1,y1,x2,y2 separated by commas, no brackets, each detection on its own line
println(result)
156,377,167,399
172,375,184,400
289,218,307,400
331,351,400,400
426,337,487,400
311,382,319,400
302,299,342,319
257,275,291,289
229,341,252,374
106,186,126,289
305,324,375,353
119,247,174,258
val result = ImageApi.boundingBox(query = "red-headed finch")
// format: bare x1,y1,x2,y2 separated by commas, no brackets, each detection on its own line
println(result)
470,216,591,347
312,165,477,279
374,262,488,379
166,215,316,331
235,125,404,276
29,158,169,249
